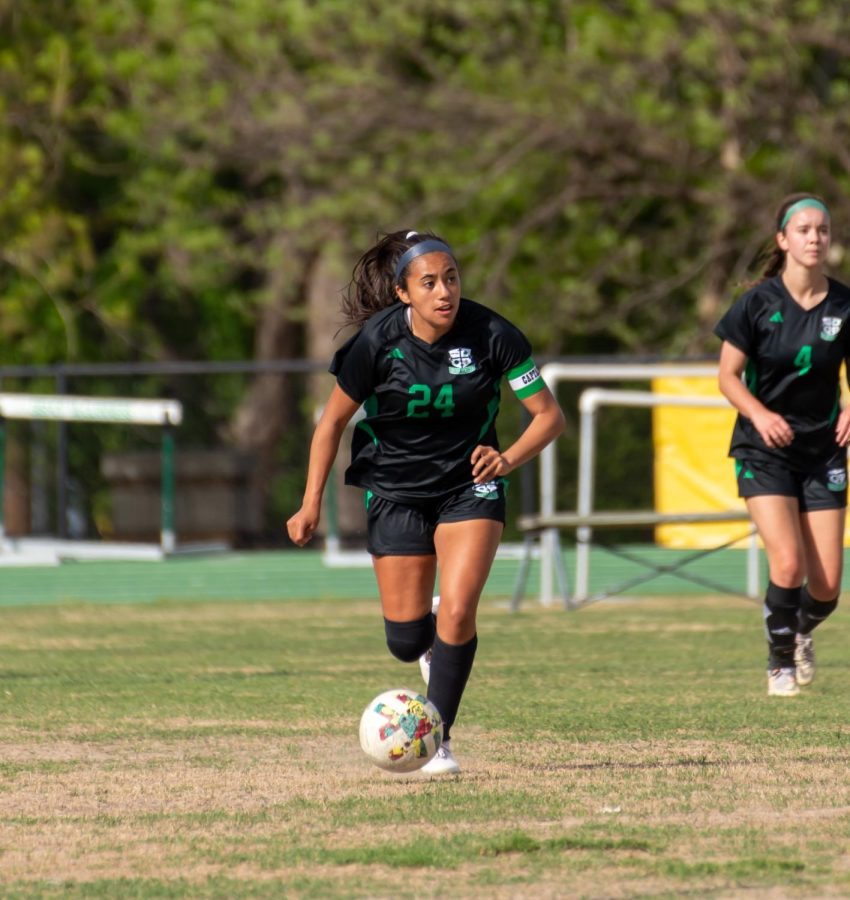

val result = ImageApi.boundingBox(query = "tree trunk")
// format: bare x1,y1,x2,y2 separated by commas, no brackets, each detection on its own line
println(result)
305,235,365,547
229,237,311,523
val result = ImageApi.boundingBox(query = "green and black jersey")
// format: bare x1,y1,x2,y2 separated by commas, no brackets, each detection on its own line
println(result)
330,298,545,502
714,275,850,469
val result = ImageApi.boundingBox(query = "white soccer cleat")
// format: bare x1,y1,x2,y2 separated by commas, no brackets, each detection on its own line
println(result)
419,596,440,686
419,648,432,686
794,633,815,686
767,667,800,697
421,739,461,776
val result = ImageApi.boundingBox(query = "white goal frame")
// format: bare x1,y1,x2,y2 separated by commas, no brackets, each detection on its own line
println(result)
0,393,183,565
525,363,759,607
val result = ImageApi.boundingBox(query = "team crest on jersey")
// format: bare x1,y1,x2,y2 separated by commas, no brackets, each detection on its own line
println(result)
820,317,843,341
448,348,476,375
827,467,847,491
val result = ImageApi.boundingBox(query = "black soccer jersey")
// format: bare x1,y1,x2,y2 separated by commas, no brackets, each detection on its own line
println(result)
330,298,544,501
714,276,850,469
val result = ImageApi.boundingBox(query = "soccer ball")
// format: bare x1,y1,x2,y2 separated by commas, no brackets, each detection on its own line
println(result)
359,688,443,773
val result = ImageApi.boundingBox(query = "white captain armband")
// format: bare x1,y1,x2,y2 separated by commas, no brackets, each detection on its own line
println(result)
507,359,545,399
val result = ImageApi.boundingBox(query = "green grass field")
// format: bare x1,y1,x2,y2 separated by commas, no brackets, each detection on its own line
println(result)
1,553,849,898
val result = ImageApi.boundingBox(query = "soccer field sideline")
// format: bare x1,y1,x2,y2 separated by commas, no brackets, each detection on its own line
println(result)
0,545,770,607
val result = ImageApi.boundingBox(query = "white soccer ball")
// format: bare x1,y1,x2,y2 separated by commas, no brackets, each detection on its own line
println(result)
359,688,443,773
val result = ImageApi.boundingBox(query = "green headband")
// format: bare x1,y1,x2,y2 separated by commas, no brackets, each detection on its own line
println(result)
780,198,829,230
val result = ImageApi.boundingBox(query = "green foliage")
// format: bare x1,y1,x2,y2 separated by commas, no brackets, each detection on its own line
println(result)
5,0,850,363
4,2,850,530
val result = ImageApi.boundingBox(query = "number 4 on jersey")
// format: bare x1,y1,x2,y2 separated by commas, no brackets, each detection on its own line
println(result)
793,345,812,377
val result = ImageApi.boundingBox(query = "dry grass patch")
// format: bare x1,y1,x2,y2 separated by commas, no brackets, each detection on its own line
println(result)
0,729,847,895
1,593,850,897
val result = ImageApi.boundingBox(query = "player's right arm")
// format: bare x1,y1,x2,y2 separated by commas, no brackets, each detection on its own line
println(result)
718,340,794,449
287,384,362,547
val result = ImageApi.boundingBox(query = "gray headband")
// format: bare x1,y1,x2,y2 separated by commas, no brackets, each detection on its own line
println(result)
394,239,456,284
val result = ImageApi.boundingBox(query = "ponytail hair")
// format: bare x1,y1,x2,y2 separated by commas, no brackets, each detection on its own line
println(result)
758,192,829,280
341,230,455,328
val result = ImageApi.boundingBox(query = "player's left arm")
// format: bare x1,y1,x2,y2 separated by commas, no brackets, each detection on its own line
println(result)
471,387,565,484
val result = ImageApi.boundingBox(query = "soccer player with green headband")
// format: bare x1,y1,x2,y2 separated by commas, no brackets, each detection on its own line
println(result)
715,194,850,696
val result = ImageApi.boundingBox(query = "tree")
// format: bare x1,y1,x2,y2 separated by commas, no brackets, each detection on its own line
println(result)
4,0,850,534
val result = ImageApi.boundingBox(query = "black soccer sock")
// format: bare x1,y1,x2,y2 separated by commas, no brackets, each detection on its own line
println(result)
764,581,801,669
797,586,838,635
427,633,478,743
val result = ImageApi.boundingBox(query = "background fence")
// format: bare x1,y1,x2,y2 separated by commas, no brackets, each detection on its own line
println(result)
0,355,694,550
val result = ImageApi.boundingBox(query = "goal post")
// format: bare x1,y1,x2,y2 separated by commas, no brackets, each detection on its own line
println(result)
571,387,757,602
528,363,759,607
0,393,183,559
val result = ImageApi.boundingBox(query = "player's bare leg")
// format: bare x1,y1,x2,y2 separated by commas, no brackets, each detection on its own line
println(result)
746,496,804,696
795,507,845,685
417,519,503,775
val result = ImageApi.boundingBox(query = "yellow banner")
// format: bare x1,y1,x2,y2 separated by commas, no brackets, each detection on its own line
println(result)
652,373,850,548
653,376,748,549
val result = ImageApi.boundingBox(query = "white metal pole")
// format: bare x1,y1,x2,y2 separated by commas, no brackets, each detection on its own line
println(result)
575,389,603,602
538,441,557,606
747,530,760,599
538,367,562,607
538,363,719,382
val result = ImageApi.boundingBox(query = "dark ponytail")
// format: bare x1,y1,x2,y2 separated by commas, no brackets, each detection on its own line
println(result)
341,230,452,328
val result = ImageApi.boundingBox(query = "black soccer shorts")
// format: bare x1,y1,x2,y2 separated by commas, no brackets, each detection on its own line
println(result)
735,454,847,512
365,480,507,556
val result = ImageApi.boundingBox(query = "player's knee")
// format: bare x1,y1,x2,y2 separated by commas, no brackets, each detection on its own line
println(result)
768,556,805,589
434,600,477,643
807,577,841,601
384,612,435,662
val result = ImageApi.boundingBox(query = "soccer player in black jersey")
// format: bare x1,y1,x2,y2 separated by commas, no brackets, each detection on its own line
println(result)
287,230,565,773
715,194,850,697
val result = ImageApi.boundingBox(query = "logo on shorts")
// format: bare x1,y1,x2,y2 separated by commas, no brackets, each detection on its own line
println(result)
448,348,476,375
472,481,499,499
827,467,847,491
820,317,843,341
